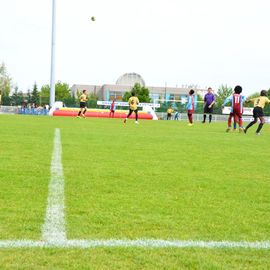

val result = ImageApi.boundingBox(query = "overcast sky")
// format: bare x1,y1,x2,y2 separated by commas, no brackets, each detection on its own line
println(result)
1,0,270,95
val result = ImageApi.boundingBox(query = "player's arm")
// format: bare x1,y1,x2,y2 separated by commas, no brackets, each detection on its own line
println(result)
209,98,215,108
222,96,232,108
186,96,191,109
245,98,254,103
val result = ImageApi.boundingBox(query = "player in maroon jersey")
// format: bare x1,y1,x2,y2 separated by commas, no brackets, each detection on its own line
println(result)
222,86,246,132
109,99,116,118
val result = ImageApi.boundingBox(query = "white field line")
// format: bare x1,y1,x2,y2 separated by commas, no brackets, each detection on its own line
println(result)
0,239,270,249
42,128,66,242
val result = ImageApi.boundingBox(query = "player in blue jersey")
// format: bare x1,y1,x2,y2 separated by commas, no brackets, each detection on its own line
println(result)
186,89,196,126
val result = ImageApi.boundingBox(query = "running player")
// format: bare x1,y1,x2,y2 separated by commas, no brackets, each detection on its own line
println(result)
244,90,270,135
124,92,139,124
77,90,88,118
186,89,195,126
222,85,245,132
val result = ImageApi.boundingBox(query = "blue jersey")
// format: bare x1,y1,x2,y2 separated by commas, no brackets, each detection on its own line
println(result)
186,95,196,110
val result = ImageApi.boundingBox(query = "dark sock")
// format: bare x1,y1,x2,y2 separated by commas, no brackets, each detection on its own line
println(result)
245,121,256,131
78,111,81,116
203,114,206,122
209,115,212,123
256,123,264,133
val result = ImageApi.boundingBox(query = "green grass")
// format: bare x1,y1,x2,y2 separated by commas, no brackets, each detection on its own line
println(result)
0,114,270,269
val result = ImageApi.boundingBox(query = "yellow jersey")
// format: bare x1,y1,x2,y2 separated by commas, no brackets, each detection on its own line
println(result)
128,96,139,110
80,94,88,102
167,108,173,114
250,96,270,109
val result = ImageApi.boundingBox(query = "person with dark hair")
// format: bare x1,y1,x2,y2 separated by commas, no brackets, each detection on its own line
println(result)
222,85,245,132
244,90,270,135
202,87,215,123
124,92,140,124
77,90,88,118
186,89,195,126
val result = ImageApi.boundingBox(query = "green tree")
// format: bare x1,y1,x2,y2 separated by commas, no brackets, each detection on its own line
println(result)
0,63,12,105
55,81,71,100
40,84,50,105
0,63,12,96
215,85,233,107
11,86,24,106
40,81,72,104
26,89,31,104
87,92,98,108
122,83,151,102
30,82,40,105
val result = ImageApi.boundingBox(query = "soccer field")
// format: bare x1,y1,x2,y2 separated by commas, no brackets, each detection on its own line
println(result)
0,115,270,269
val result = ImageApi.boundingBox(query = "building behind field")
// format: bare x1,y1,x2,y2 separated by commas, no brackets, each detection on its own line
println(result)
71,73,208,101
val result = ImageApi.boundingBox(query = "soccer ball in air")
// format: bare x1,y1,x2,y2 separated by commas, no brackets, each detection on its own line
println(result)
91,16,96,21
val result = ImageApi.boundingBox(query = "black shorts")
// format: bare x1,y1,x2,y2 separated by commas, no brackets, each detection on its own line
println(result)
80,102,86,108
204,105,213,114
167,113,172,117
129,109,138,114
253,106,264,118
110,110,115,113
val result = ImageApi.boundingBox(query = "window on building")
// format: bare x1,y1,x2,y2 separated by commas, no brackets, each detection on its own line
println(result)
109,91,123,101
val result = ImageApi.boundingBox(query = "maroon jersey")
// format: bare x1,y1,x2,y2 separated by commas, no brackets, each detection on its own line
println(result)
232,94,243,113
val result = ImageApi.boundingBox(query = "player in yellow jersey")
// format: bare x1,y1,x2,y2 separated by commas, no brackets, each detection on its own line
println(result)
124,92,140,124
244,90,270,135
77,90,88,118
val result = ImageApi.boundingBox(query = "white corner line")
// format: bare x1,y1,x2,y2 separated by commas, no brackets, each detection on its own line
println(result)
0,239,270,249
41,128,66,242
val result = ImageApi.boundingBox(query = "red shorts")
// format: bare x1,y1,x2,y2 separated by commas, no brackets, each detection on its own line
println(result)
188,110,194,114
231,109,242,118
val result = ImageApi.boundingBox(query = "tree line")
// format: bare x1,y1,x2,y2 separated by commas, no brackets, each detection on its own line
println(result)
1,62,270,113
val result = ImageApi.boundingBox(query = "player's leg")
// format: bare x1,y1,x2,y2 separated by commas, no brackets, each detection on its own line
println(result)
77,107,82,117
226,113,233,132
187,110,193,125
255,116,265,134
233,113,239,130
82,107,87,118
208,106,213,123
202,114,206,123
209,114,212,123
244,117,257,133
245,107,259,133
124,109,133,123
237,112,244,132
135,109,139,124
